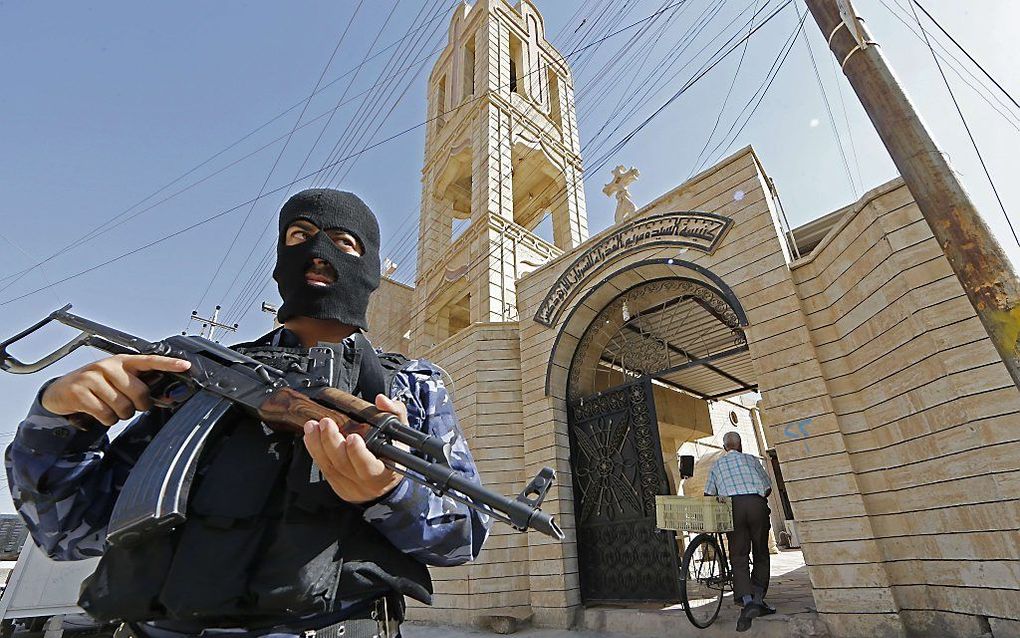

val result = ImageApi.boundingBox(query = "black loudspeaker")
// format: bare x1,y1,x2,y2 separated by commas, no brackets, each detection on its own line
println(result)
679,455,695,479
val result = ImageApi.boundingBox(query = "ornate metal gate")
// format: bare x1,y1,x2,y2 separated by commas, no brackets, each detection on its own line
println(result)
568,377,681,603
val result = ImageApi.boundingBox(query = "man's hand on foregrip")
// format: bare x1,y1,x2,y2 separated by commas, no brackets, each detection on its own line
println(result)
302,393,407,505
40,354,191,426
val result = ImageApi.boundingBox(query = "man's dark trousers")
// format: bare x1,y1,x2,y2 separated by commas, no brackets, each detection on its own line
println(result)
727,494,771,602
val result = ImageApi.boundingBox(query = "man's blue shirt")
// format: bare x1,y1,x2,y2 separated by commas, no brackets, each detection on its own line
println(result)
703,450,772,498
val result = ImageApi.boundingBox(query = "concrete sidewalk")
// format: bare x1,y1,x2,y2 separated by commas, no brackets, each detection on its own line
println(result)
406,550,828,638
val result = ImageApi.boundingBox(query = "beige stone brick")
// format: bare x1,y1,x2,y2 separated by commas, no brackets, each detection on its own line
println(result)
811,586,899,614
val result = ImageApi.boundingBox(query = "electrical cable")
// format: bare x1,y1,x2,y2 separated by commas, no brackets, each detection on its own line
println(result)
0,0,705,309
387,0,773,288
319,4,450,187
700,7,805,168
395,0,794,299
828,48,865,192
381,0,706,285
192,0,367,317
309,1,442,191
909,0,1020,113
0,30,450,293
689,0,760,174
0,234,61,305
213,0,407,323
221,2,453,325
578,0,699,129
795,0,858,196
314,0,632,296
223,0,612,324
0,3,453,276
907,0,1020,248
584,0,768,162
878,0,1020,131
252,0,692,313
226,0,728,322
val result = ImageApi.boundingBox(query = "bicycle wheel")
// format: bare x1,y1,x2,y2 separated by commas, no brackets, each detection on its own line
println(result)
680,533,726,628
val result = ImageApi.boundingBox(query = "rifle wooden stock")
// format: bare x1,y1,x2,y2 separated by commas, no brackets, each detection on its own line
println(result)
257,387,375,439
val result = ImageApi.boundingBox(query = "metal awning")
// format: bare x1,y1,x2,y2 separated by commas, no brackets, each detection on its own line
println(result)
572,278,754,401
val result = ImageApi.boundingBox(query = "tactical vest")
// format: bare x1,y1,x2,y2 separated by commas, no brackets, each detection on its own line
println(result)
78,333,433,626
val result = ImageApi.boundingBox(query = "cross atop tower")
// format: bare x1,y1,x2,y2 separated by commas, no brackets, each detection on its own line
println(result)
603,165,640,223
410,0,589,350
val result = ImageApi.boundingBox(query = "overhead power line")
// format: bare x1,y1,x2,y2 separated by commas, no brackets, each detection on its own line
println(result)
878,0,1020,131
688,2,804,173
214,0,418,325
221,1,453,325
690,0,759,174
0,0,691,309
192,0,368,315
379,0,725,286
0,21,451,294
385,0,788,289
906,0,1019,248
909,0,1020,113
222,0,702,325
795,0,858,196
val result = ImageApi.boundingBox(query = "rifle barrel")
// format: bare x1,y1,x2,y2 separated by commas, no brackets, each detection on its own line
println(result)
372,439,564,540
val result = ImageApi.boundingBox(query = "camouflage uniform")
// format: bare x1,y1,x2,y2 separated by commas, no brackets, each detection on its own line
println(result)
4,330,490,630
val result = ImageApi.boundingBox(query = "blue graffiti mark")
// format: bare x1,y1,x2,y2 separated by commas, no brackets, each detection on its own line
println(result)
783,417,812,438
782,418,812,454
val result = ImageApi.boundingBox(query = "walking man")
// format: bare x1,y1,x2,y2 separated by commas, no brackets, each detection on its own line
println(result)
704,431,773,632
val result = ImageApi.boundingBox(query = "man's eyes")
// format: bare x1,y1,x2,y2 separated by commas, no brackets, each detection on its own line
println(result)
331,234,358,250
289,227,356,251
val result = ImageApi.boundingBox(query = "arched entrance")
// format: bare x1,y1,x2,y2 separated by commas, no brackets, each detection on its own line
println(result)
564,273,751,605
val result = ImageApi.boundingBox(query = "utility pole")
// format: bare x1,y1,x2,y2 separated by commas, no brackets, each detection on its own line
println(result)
186,305,238,342
803,0,1020,389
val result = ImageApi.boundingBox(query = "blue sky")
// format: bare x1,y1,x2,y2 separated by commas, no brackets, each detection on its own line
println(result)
1,0,1019,510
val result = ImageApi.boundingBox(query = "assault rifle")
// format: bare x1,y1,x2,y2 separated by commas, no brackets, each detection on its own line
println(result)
0,305,563,545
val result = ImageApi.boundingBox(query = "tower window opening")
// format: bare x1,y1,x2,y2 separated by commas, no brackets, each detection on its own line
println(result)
462,37,476,100
529,16,543,102
548,68,562,128
533,211,554,245
509,34,525,96
437,75,447,128
434,291,471,342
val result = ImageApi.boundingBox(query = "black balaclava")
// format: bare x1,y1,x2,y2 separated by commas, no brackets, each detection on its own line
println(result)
273,189,381,330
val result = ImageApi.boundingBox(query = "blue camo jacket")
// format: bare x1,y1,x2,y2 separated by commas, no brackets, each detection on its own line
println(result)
4,337,491,575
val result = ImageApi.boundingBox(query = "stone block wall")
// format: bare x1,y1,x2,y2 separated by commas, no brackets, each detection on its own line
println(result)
365,277,414,354
787,180,1020,636
403,322,531,626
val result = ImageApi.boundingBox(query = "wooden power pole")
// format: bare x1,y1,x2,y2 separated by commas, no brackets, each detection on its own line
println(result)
803,0,1020,389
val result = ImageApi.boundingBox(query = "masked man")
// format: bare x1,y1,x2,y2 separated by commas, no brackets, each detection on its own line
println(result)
5,189,490,638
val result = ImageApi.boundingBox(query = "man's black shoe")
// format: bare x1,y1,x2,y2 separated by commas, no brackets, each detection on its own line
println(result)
736,603,763,632
760,600,777,615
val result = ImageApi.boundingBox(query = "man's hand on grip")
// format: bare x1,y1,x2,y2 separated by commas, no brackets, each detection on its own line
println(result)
41,354,191,426
303,394,407,505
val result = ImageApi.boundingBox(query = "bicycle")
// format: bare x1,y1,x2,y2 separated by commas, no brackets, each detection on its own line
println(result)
656,495,747,629
680,529,755,628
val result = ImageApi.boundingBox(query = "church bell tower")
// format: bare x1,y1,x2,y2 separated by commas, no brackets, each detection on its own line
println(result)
411,0,588,351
